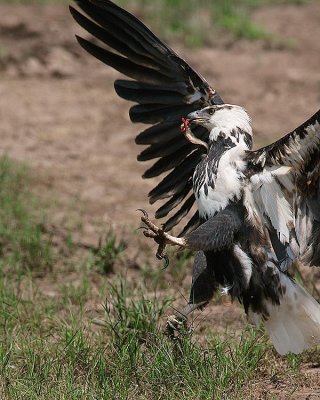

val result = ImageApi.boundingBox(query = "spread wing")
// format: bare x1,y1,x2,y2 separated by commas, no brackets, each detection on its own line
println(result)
70,0,223,235
246,109,320,267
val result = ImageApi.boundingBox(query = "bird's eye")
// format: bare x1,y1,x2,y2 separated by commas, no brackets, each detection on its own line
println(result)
208,109,215,115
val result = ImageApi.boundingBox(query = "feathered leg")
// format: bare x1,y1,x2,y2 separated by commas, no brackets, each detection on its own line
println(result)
166,251,217,338
139,205,243,266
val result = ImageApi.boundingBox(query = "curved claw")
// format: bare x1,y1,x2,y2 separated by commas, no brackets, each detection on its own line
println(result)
136,208,149,219
156,240,169,269
136,225,147,231
156,252,169,269
137,209,170,268
162,254,170,269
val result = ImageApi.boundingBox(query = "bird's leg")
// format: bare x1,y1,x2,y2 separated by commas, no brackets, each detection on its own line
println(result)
167,251,216,340
166,301,207,340
138,209,187,267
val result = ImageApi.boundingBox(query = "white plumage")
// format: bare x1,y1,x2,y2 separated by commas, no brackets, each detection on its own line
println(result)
251,167,293,243
256,276,320,355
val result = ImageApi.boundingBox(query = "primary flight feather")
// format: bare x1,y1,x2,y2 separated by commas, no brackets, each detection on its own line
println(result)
70,0,320,355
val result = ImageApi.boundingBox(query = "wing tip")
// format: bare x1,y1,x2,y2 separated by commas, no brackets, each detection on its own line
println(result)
74,34,86,45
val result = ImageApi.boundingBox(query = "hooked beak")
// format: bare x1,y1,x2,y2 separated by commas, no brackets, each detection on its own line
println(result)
186,110,209,125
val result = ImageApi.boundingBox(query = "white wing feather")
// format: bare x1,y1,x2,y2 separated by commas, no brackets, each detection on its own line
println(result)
250,166,293,243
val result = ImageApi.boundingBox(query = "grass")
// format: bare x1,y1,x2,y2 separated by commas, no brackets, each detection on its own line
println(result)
0,155,317,399
0,271,270,399
87,230,127,275
100,279,271,399
0,156,53,272
0,0,314,46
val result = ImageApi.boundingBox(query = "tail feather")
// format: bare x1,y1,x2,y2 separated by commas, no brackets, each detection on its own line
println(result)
249,274,320,355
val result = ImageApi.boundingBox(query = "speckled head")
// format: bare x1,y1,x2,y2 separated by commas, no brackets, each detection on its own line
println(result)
187,104,253,149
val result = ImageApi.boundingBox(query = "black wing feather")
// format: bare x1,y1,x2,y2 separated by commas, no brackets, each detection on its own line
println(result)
72,0,178,73
75,36,172,85
155,181,193,219
114,80,186,105
162,194,195,232
71,6,160,70
148,151,202,203
135,121,180,145
71,0,223,233
142,147,194,178
129,104,196,124
178,211,202,237
137,136,188,162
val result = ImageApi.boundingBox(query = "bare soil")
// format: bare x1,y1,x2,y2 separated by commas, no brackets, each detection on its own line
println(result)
1,3,320,398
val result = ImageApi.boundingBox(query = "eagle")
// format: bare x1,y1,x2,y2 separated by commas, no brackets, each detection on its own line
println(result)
70,0,320,355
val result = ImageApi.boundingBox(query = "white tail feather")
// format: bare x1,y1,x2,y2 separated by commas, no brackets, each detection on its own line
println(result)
249,275,320,355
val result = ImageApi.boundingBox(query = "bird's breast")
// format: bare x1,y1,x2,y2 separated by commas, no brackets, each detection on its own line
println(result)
193,146,246,219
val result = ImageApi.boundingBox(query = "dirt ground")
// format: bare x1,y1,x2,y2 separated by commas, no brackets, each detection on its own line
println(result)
1,2,320,234
1,2,320,398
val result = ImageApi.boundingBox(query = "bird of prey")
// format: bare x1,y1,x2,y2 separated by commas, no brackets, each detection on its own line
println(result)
70,0,320,355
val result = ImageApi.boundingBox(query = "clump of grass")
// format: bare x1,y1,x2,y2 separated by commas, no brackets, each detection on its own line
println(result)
212,0,272,41
103,278,172,344
0,156,53,272
88,229,126,274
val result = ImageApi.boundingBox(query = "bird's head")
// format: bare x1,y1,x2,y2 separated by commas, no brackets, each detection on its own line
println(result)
186,104,253,148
